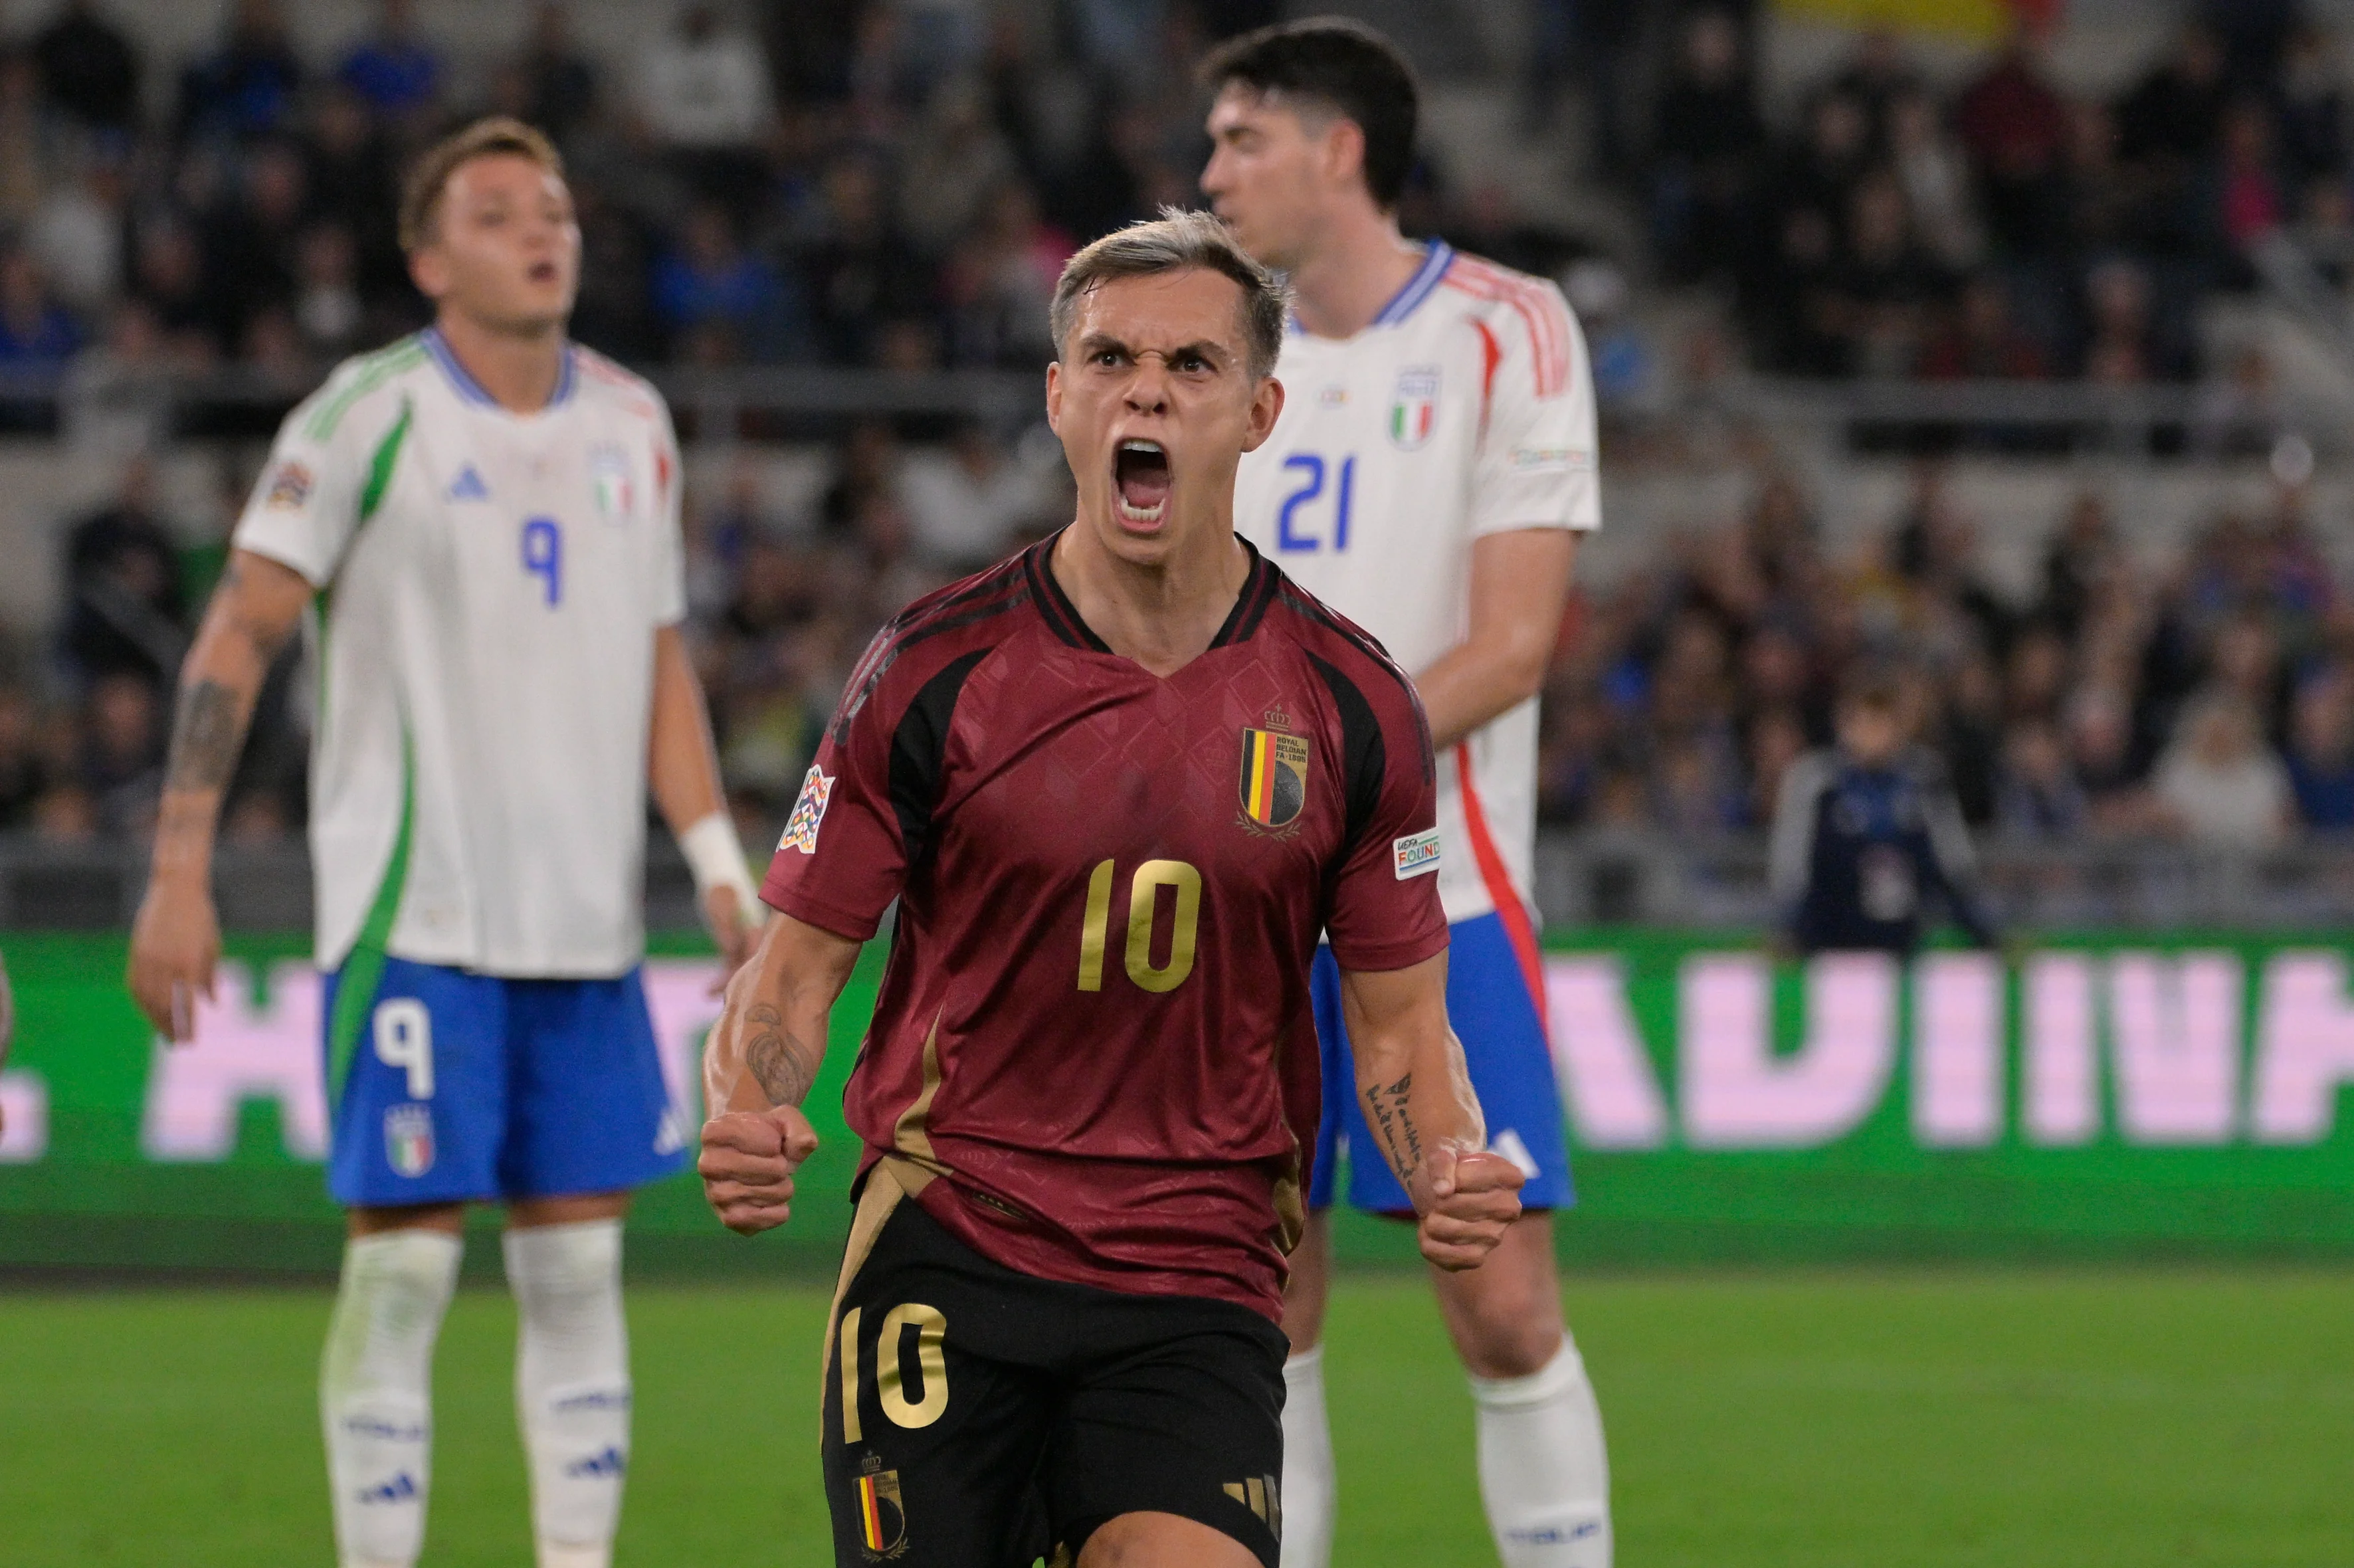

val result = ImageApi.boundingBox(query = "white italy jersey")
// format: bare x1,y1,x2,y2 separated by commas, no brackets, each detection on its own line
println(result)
235,330,687,977
1236,242,1599,928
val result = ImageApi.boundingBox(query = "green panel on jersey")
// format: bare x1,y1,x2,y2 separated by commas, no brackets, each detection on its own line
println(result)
304,338,425,442
356,398,413,522
323,730,417,1111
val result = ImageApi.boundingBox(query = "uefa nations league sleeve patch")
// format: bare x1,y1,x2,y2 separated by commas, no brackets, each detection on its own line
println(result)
1393,830,1442,879
779,765,834,855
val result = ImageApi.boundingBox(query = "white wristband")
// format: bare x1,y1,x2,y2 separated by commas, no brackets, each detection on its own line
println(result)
680,813,765,926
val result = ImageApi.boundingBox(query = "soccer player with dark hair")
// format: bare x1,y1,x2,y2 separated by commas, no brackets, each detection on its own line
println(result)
696,209,1525,1568
1203,20,1610,1567
126,118,762,1568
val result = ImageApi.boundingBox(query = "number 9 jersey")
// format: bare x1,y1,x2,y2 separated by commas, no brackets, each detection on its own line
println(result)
232,330,688,979
761,537,1446,1322
1233,242,1600,933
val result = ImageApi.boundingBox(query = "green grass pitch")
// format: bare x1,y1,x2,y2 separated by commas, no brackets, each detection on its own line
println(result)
4,1268,2351,1566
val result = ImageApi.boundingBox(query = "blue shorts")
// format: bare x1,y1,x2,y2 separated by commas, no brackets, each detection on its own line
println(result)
323,956,687,1209
1308,912,1574,1213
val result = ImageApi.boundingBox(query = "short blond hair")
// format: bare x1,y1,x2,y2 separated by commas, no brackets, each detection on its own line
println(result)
398,117,565,254
1050,208,1290,380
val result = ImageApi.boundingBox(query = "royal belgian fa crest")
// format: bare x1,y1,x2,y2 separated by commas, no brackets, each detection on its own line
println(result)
1240,728,1310,832
854,1456,908,1559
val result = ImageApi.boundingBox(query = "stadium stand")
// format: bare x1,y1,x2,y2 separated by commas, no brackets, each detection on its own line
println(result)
8,0,2354,932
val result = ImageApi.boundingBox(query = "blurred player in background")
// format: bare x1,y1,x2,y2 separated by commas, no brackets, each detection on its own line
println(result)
125,119,761,1568
1770,673,2000,957
1205,21,1611,1568
0,946,12,1137
696,211,1525,1568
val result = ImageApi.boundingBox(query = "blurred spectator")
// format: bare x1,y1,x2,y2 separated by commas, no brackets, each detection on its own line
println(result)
292,224,365,361
0,685,46,829
2278,25,2349,182
652,203,799,363
1771,673,1998,955
177,0,304,143
2152,691,2294,848
0,251,80,366
939,181,1064,369
900,419,1050,567
2116,26,2229,171
28,151,127,319
1824,173,1943,376
799,154,936,366
0,50,56,230
201,139,308,349
2081,259,2159,383
1887,88,1983,271
336,0,444,122
1995,718,2086,836
516,2,601,146
76,671,162,834
2288,668,2354,829
58,458,187,688
1649,9,1765,284
1955,31,2070,259
2215,96,2287,259
1828,27,1921,142
126,216,221,363
1917,273,2047,379
638,3,775,209
32,0,140,134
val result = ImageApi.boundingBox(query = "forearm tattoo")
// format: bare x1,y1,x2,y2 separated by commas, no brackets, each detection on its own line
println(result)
1364,1070,1425,1186
163,679,247,793
743,1003,820,1107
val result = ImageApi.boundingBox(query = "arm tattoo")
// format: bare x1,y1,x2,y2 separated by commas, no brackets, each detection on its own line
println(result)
163,679,247,793
743,1002,821,1107
1363,1070,1424,1186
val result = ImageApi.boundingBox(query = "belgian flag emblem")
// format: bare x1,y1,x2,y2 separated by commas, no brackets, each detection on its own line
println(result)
854,1464,906,1557
1240,728,1311,830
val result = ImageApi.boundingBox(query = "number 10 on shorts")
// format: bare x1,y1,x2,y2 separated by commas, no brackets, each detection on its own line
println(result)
373,999,435,1099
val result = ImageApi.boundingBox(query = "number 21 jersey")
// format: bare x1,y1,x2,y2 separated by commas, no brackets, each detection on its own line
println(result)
1234,242,1600,930
761,536,1445,1321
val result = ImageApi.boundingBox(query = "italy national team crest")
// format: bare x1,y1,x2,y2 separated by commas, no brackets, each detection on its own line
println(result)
1239,728,1310,832
588,442,635,519
383,1104,435,1178
854,1458,908,1559
1389,366,1440,450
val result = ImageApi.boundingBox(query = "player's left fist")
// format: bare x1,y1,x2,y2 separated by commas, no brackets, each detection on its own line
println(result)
698,1105,819,1236
1417,1140,1525,1272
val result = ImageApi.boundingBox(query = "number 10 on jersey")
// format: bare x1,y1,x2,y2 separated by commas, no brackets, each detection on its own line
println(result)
1077,858,1201,993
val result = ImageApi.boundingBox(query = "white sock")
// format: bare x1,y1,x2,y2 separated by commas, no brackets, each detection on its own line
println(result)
1279,1346,1335,1568
506,1219,632,1568
1468,1339,1612,1568
322,1228,462,1568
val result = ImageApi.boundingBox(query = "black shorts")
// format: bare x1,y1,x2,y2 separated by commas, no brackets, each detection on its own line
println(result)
821,1179,1289,1567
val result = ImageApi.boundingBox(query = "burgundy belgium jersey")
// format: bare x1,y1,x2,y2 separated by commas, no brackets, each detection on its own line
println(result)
761,534,1446,1320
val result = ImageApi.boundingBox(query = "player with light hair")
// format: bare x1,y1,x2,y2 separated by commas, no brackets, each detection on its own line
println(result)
698,208,1525,1568
126,118,761,1568
1205,21,1611,1568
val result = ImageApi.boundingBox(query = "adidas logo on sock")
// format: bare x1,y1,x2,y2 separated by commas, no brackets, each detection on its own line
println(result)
565,1446,628,1479
358,1472,420,1505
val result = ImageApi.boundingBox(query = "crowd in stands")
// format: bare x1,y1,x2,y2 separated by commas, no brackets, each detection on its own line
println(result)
6,0,2354,862
1536,462,2354,853
1650,4,2353,381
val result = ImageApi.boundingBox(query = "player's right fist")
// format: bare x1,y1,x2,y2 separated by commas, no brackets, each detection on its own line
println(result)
698,1106,820,1235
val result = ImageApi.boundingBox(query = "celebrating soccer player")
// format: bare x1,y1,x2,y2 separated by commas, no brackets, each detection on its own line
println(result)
125,120,763,1568
1203,22,1611,1568
697,209,1524,1568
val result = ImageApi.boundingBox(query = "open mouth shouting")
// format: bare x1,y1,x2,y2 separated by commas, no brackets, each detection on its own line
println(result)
1113,439,1173,530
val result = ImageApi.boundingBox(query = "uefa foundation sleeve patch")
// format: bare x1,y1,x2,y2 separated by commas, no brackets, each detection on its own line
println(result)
1393,829,1442,879
779,765,834,854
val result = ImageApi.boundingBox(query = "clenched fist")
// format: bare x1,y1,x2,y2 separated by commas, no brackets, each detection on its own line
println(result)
698,1104,821,1235
1415,1141,1525,1272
